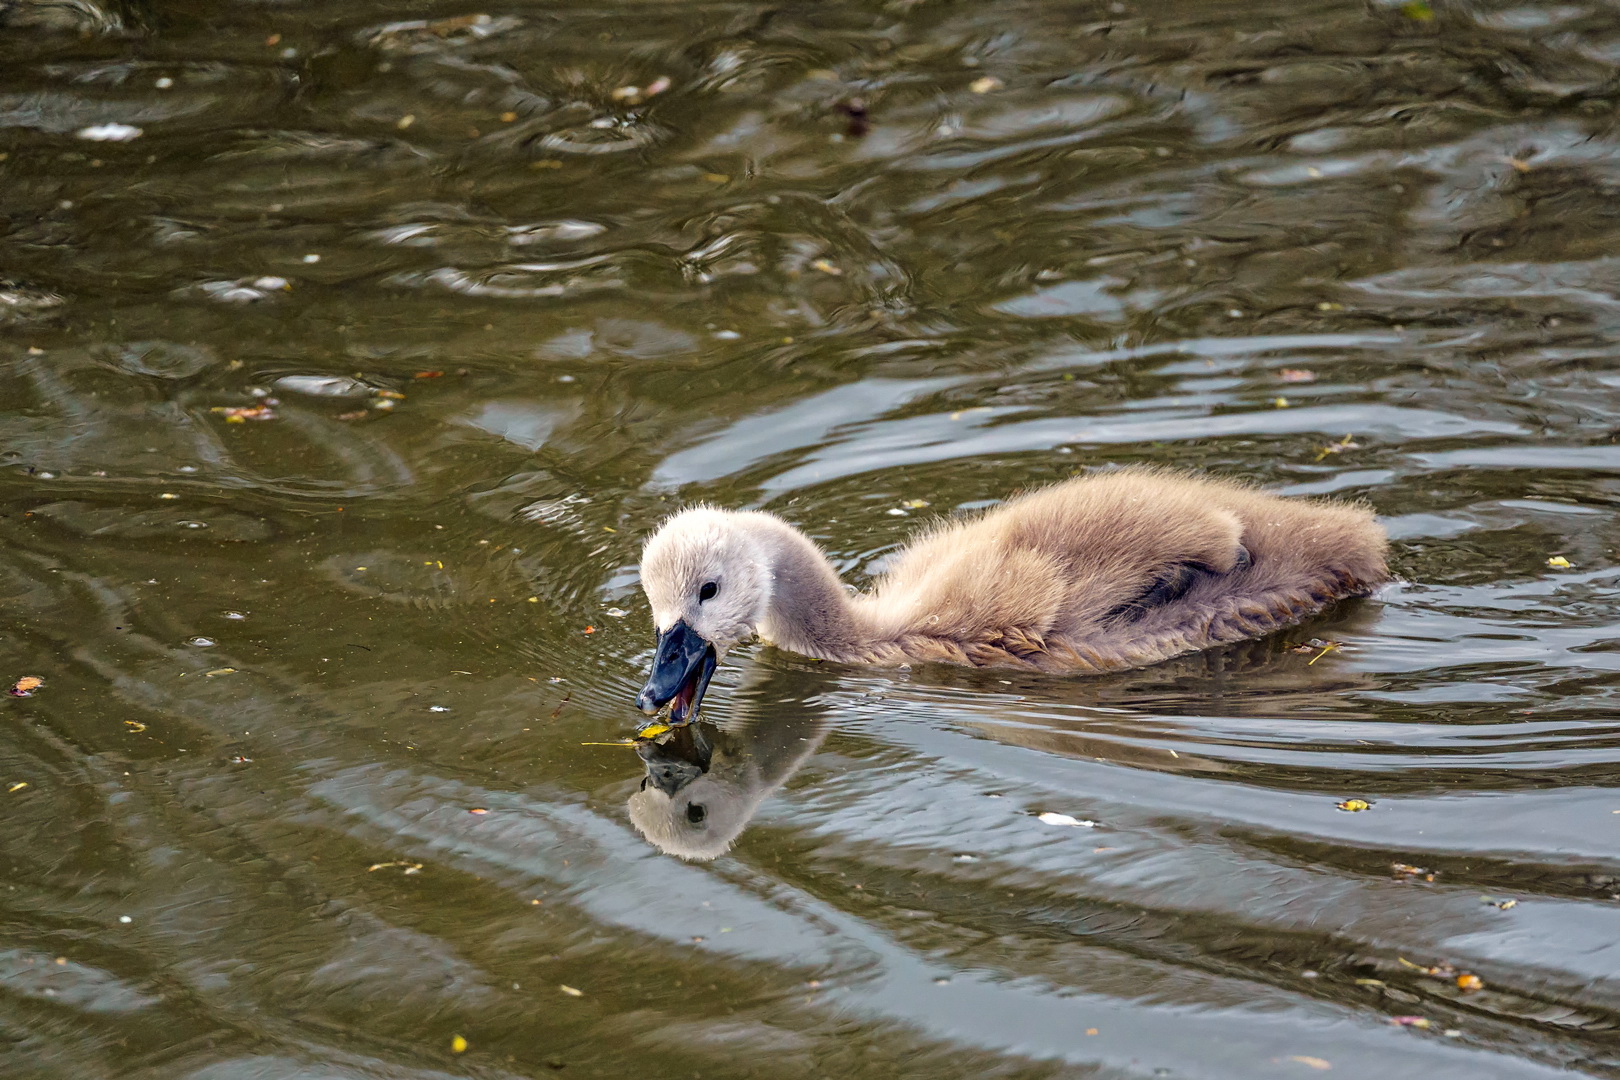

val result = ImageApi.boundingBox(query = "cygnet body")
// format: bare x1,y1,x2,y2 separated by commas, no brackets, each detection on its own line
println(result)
635,468,1388,720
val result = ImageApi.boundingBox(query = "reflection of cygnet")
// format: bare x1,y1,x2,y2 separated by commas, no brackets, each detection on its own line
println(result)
627,714,827,861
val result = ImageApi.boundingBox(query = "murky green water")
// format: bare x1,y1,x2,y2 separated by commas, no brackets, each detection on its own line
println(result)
5,0,1620,1076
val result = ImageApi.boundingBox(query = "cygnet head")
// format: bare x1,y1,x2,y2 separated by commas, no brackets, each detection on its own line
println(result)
627,721,752,861
636,508,773,721
628,771,754,861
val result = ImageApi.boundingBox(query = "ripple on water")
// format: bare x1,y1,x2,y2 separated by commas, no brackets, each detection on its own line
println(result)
6,0,1620,1077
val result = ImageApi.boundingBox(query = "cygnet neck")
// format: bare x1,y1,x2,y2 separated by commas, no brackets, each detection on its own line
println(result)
745,514,866,661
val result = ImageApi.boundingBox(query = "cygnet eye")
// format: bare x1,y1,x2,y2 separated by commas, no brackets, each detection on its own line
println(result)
686,803,707,824
699,581,718,602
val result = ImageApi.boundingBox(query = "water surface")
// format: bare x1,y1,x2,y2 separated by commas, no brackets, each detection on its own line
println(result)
4,0,1620,1076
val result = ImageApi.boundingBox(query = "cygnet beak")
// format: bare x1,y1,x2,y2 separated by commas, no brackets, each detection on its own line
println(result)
636,618,717,723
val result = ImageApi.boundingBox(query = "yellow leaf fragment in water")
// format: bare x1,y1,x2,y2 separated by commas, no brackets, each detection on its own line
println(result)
1313,434,1359,462
1456,973,1484,992
1306,641,1340,666
1336,798,1371,812
559,984,583,997
450,1035,467,1053
8,782,28,793
636,723,672,740
1547,555,1572,568
203,668,236,677
1397,956,1455,977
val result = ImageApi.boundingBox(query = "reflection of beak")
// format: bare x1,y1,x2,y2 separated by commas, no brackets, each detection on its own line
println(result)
635,618,717,723
637,723,714,795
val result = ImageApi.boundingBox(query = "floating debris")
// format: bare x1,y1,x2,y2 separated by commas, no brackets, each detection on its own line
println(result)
1037,812,1097,827
1457,973,1484,992
1397,957,1455,977
636,723,672,740
124,720,147,732
367,860,424,874
1307,640,1340,665
1278,368,1317,383
8,781,29,793
451,1035,468,1053
211,405,276,422
1336,798,1371,812
969,76,1004,93
203,667,236,677
1480,895,1516,909
77,123,142,142
559,984,583,997
1313,434,1359,462
274,374,373,398
9,675,43,697
1288,1058,1332,1072
1393,862,1436,882
1547,555,1572,568
1290,638,1341,664
1389,1015,1433,1029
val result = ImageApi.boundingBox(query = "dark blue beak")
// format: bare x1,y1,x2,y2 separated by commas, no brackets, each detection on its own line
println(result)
636,618,717,723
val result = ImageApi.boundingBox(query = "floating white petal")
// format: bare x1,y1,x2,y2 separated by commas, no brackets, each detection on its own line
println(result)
77,123,143,142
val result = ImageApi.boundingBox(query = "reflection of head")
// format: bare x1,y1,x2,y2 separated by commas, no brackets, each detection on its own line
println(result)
627,710,828,861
